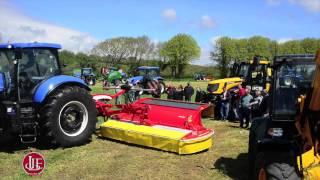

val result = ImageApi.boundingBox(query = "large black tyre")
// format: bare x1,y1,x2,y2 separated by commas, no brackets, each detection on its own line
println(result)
148,80,161,98
254,152,300,180
159,81,165,94
39,86,97,147
248,117,269,180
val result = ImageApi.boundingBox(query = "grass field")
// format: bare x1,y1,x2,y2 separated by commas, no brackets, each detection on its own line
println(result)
0,81,250,180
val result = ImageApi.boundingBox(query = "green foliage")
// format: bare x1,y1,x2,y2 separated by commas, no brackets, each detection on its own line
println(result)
211,36,320,78
211,36,237,77
160,34,200,78
92,36,156,73
278,40,304,54
247,36,272,58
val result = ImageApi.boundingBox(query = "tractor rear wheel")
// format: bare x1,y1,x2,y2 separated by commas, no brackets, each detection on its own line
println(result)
159,81,165,94
254,152,300,180
148,80,161,98
40,86,96,147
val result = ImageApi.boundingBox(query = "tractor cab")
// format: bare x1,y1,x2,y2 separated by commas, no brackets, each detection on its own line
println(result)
207,57,271,96
248,54,317,179
243,57,271,92
230,61,250,78
80,68,96,86
271,55,315,120
136,66,161,80
128,66,165,96
0,43,61,100
0,43,96,146
81,68,93,76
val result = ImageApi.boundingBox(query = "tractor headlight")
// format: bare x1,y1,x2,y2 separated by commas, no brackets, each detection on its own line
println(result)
267,128,283,137
283,77,292,86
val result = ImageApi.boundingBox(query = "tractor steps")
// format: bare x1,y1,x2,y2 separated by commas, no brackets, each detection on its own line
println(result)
19,122,37,144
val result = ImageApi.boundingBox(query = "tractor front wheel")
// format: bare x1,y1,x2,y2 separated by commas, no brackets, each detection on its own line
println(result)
254,152,300,180
40,86,96,147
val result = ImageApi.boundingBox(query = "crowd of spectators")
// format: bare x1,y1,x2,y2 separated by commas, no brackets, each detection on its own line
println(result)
166,81,268,129
166,82,195,101
216,83,268,128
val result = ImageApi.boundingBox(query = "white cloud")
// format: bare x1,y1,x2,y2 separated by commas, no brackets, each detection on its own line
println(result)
289,0,320,12
161,8,177,21
200,15,216,29
0,0,98,52
266,0,320,12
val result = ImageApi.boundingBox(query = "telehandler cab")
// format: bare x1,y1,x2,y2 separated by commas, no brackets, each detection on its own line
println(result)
207,56,272,97
248,53,320,179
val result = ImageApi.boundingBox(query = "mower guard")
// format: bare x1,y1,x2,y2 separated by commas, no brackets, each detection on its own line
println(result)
95,95,214,154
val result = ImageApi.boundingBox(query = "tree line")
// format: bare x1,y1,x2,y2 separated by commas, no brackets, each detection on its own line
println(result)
211,36,320,77
60,34,201,78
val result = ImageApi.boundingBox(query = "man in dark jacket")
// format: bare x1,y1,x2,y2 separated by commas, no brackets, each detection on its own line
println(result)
184,83,194,101
166,84,175,100
173,85,184,100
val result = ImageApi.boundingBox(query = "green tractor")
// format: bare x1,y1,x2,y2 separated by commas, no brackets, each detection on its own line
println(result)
102,67,126,87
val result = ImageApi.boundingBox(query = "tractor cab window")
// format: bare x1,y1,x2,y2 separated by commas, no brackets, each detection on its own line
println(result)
18,48,60,99
273,63,316,119
237,64,249,78
0,50,15,95
148,69,159,77
0,50,14,76
82,69,92,75
138,70,145,76
138,69,159,77
247,64,267,86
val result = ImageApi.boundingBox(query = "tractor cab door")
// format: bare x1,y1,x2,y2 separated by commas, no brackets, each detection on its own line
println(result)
18,48,60,99
230,62,239,77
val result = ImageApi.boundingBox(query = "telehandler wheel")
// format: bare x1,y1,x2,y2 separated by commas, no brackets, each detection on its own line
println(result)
40,86,97,147
254,152,300,180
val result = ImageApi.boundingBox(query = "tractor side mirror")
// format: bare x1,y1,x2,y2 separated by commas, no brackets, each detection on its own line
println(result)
0,72,7,94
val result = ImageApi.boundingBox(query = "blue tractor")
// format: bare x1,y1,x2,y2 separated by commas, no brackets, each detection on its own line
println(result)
0,43,96,147
73,68,96,86
127,66,165,98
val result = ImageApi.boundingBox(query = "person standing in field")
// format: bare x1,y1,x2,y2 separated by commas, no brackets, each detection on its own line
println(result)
239,87,253,128
174,85,184,100
232,83,246,120
250,90,263,119
184,83,194,102
166,83,175,100
220,86,231,120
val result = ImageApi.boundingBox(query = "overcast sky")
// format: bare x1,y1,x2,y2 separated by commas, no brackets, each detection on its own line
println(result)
1,0,320,65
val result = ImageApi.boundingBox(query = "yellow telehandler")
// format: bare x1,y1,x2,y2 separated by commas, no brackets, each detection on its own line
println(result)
248,52,319,179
